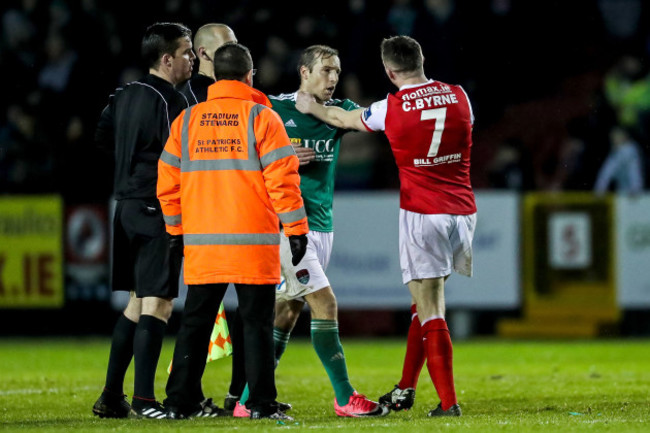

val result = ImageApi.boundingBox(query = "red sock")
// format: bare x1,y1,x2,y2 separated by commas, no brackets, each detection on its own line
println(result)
398,304,426,389
422,318,457,410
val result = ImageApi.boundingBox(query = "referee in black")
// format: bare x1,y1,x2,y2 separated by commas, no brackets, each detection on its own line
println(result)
92,22,195,419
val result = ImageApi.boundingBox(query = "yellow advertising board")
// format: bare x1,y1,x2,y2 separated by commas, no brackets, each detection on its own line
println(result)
0,196,64,308
525,193,617,318
499,192,618,337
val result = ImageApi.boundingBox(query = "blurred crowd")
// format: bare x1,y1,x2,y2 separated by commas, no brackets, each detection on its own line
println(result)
1,0,649,202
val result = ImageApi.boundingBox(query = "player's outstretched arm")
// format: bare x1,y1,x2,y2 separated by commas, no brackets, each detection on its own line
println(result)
296,91,367,131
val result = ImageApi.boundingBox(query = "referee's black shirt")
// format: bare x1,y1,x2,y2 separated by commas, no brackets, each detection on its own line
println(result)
177,73,214,106
95,74,190,200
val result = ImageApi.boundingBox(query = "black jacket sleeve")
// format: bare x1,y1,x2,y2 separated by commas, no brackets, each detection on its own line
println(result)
95,97,115,155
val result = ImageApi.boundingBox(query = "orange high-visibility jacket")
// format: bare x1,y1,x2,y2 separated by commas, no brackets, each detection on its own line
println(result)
157,80,308,285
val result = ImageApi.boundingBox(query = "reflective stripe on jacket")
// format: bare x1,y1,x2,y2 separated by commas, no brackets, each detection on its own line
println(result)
157,80,308,285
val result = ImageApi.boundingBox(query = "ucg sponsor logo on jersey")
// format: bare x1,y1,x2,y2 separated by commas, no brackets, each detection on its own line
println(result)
294,138,335,162
304,139,334,153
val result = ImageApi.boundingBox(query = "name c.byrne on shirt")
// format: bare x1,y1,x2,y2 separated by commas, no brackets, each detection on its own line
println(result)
402,92,459,112
414,153,461,167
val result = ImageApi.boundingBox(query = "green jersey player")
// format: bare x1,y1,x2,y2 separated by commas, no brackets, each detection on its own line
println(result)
271,93,358,232
230,45,388,418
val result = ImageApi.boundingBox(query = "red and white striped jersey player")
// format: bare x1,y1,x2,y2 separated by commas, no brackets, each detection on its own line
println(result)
295,35,476,418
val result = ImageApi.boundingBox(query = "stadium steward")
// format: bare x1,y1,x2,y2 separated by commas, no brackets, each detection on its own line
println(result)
158,42,308,421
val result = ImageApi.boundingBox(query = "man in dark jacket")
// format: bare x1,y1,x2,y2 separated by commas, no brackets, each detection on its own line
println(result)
92,22,204,419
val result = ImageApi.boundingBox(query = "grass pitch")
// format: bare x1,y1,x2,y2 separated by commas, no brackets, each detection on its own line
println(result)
0,337,648,432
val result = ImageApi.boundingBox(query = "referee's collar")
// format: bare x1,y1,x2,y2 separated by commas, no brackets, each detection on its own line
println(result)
145,73,175,89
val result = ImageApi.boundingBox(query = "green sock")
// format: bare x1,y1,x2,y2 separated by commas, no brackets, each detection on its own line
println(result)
239,327,291,405
311,319,355,406
273,327,291,363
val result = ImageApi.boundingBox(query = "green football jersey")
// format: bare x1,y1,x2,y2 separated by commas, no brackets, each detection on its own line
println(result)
270,92,360,232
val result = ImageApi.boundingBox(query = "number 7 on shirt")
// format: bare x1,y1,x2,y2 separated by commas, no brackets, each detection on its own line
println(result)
421,107,447,157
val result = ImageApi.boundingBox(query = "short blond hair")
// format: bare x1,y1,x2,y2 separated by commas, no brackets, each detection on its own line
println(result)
298,45,339,73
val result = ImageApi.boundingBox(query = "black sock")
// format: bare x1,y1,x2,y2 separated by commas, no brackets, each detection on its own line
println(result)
132,315,166,405
104,314,137,395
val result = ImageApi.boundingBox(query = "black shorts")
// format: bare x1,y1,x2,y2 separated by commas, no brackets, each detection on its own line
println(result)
111,198,179,298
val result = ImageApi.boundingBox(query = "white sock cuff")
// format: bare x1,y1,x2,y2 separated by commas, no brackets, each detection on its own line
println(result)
273,328,291,344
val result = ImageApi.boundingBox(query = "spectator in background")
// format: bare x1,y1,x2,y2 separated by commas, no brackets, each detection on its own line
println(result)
604,54,650,144
486,137,534,190
0,102,52,192
544,133,588,191
36,29,96,199
254,35,293,96
38,32,77,95
597,0,643,45
594,126,644,195
412,0,468,84
1,5,39,109
387,0,416,35
2,1,647,205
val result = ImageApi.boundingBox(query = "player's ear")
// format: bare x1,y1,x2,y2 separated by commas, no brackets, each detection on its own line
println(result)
199,47,209,61
299,65,309,81
245,69,254,86
161,53,173,68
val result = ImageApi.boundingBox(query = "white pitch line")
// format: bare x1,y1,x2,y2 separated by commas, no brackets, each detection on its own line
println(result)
0,386,94,396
